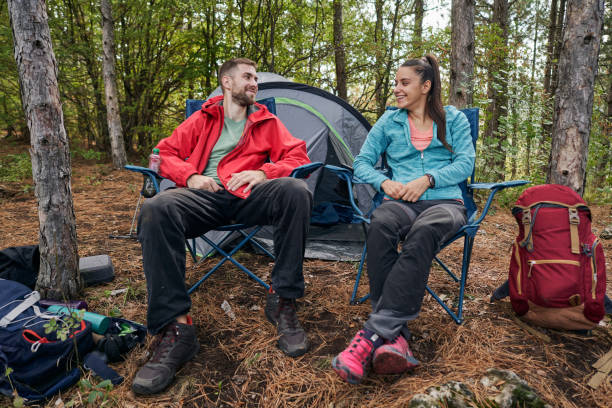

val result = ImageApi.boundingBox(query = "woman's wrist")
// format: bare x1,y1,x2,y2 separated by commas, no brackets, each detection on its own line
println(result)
425,173,435,188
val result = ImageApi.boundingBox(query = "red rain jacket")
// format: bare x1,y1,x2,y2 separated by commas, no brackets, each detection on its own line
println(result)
156,95,310,199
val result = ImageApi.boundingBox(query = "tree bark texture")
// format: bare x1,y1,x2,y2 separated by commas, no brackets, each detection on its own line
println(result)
101,0,127,168
8,0,81,299
413,0,424,52
547,0,603,194
483,0,510,181
449,0,475,108
333,0,347,100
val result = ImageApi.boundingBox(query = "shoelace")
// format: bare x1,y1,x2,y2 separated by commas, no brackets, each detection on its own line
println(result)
348,332,374,365
149,324,178,364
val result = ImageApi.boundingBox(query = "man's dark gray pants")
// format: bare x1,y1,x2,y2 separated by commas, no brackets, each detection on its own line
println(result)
137,177,313,334
364,199,467,341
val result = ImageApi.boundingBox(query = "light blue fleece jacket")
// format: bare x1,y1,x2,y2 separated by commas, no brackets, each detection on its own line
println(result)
353,105,475,201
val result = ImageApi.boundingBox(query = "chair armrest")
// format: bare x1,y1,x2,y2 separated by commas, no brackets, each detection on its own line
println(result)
124,165,163,196
289,162,324,179
471,179,530,226
124,165,160,179
468,180,530,190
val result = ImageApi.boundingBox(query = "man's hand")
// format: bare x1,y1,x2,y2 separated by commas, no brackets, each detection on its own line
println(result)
187,174,222,192
400,176,430,202
227,170,267,193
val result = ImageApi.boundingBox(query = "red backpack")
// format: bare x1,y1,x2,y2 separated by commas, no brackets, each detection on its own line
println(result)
508,184,606,329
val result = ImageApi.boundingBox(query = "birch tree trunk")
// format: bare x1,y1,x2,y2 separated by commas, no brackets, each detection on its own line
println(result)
8,0,81,299
547,0,603,194
101,0,127,168
449,0,475,108
333,0,347,100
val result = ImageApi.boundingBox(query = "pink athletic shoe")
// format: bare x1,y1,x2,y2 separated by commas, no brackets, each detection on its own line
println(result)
372,334,420,374
332,329,380,384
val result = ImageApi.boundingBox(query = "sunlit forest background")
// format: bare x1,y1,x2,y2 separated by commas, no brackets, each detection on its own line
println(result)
0,0,610,201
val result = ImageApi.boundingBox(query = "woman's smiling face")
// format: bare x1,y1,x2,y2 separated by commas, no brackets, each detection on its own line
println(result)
393,66,431,110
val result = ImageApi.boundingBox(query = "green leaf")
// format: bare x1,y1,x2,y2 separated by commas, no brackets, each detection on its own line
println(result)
96,379,113,390
12,395,24,408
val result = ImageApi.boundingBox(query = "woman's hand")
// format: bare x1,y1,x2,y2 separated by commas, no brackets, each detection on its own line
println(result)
381,176,430,202
400,176,430,202
381,179,406,200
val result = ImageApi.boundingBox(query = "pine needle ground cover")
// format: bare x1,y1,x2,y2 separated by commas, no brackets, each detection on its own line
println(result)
0,147,610,407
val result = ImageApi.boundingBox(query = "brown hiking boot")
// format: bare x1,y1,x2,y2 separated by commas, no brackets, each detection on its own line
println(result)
132,319,199,395
265,291,309,357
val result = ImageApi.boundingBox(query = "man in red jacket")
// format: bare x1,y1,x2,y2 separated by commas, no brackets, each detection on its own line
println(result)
132,58,313,395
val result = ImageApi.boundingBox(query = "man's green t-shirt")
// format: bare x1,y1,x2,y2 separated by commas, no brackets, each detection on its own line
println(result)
202,117,246,184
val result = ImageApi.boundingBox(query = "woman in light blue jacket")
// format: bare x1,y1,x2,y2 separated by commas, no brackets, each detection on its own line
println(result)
333,54,475,385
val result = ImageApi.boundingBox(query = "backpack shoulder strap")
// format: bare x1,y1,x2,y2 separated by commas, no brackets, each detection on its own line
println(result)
0,291,40,328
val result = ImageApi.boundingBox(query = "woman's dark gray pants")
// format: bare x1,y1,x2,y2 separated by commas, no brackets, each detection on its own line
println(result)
364,199,467,341
137,178,313,334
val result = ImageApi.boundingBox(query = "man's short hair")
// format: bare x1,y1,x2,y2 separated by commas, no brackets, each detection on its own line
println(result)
218,58,257,88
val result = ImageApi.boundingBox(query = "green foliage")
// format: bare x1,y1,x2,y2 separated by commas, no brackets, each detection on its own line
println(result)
44,309,85,342
3,367,24,407
0,153,32,182
0,0,608,201
64,378,114,407
71,147,105,161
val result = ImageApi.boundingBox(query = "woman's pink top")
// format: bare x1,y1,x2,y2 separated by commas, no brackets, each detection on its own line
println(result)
408,117,433,152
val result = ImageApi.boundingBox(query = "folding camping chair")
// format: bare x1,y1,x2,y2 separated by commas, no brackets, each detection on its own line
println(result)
124,97,322,295
325,108,529,324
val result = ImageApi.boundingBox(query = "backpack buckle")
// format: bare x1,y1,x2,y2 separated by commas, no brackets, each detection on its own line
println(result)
568,208,580,254
568,208,579,224
521,209,531,224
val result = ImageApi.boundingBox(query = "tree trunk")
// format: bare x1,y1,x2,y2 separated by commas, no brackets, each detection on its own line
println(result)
8,0,81,299
333,0,347,100
525,0,541,176
546,0,603,195
550,0,567,94
413,0,424,53
374,0,385,117
483,0,510,181
449,0,475,108
543,0,559,96
101,0,127,169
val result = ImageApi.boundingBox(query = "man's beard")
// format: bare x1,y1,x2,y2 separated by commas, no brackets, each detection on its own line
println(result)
232,88,256,106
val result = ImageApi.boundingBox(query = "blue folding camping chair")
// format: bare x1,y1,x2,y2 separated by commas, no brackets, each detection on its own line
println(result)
324,108,529,324
124,97,322,294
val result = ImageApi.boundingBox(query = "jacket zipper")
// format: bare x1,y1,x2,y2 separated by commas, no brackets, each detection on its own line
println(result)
527,259,580,278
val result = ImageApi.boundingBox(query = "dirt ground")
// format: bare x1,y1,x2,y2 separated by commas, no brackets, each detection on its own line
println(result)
0,144,610,407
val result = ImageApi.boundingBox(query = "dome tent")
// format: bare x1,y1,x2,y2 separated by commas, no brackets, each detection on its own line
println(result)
183,73,375,261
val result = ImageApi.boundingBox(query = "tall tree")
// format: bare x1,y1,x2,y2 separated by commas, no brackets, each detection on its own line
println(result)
333,0,347,100
483,0,510,180
8,0,81,299
449,0,475,108
413,0,424,52
373,0,404,117
547,0,603,194
541,0,566,142
525,0,542,176
101,0,127,168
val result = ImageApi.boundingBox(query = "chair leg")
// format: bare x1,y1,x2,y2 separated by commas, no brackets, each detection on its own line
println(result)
109,194,142,239
187,227,270,294
350,241,368,304
455,236,475,324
